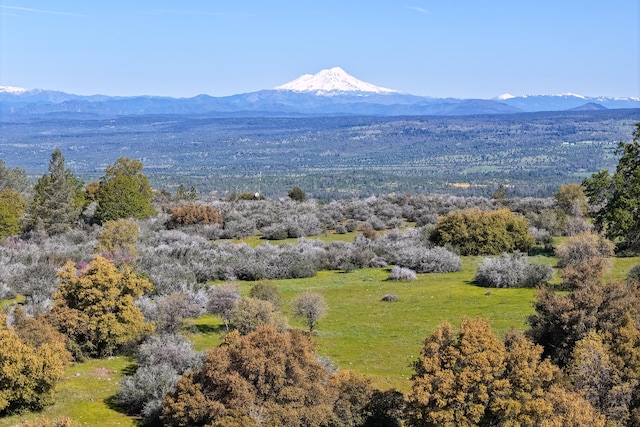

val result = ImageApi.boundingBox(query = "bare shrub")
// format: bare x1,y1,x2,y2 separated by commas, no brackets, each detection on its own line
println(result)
394,246,461,273
475,252,553,288
291,291,328,333
137,333,204,373
555,233,614,268
207,283,241,330
388,266,417,281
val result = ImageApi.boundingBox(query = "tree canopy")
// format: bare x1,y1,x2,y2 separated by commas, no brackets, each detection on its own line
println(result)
583,122,640,250
95,157,155,223
48,256,154,358
430,208,534,255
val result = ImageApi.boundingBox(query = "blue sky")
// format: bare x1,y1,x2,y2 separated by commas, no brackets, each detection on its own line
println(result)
1,1,638,99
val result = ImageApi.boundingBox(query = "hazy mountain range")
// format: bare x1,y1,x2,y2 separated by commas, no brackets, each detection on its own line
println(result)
2,67,639,117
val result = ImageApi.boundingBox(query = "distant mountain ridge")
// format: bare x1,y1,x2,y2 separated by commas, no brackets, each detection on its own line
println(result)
2,68,640,117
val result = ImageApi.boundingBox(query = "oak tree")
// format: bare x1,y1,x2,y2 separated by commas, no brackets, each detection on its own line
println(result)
95,157,155,223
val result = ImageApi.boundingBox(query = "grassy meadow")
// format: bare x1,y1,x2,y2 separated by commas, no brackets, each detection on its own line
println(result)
3,233,640,426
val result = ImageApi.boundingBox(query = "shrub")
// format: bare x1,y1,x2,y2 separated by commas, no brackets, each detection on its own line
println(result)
288,186,307,202
628,264,640,283
137,334,203,374
555,233,614,268
394,246,461,273
474,252,553,288
48,256,154,358
207,283,241,331
231,297,288,335
249,280,283,309
161,327,334,427
166,203,222,229
388,266,417,281
139,293,204,334
430,208,534,255
96,218,139,262
117,363,181,422
0,314,69,414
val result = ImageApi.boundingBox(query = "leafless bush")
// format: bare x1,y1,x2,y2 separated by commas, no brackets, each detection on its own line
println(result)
388,266,417,281
475,252,553,288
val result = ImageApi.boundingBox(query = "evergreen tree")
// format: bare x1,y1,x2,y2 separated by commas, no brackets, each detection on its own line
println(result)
583,122,640,250
95,157,155,223
0,159,29,194
28,148,83,235
0,189,25,241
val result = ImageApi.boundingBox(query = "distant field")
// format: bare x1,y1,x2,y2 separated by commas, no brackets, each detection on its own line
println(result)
4,251,639,425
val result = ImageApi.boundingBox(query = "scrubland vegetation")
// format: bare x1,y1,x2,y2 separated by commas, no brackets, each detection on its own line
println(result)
1,124,640,426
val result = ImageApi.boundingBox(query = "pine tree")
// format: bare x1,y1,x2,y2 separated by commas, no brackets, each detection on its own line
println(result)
28,148,83,235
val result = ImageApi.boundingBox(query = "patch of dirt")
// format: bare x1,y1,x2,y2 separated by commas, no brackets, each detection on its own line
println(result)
93,367,114,377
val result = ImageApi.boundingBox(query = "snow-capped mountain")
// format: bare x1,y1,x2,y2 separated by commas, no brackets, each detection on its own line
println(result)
0,86,28,94
275,67,399,95
495,93,640,112
2,70,640,117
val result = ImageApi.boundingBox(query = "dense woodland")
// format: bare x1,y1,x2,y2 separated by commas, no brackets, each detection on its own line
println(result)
1,124,640,425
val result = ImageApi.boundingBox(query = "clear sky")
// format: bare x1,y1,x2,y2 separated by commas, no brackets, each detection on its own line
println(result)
1,1,638,99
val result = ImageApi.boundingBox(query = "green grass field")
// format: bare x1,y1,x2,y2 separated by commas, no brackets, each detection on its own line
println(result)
3,245,639,426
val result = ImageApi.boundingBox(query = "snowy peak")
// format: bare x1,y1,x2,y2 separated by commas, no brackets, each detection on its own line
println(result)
0,86,28,94
274,67,399,95
495,93,515,100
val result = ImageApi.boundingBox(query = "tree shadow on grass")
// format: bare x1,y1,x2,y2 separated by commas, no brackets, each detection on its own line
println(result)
104,395,145,426
189,323,226,334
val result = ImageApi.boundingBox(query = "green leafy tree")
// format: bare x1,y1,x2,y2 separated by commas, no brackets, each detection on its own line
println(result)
430,208,534,255
95,157,155,223
249,280,283,309
554,183,588,217
288,186,307,202
0,189,25,241
28,148,83,235
49,256,154,357
583,123,640,250
0,314,69,414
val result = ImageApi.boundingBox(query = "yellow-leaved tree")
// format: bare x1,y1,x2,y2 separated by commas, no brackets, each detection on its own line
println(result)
48,256,153,358
0,314,70,414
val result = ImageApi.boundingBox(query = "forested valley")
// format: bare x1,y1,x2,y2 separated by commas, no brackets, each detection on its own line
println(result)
2,124,640,426
1,109,638,199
